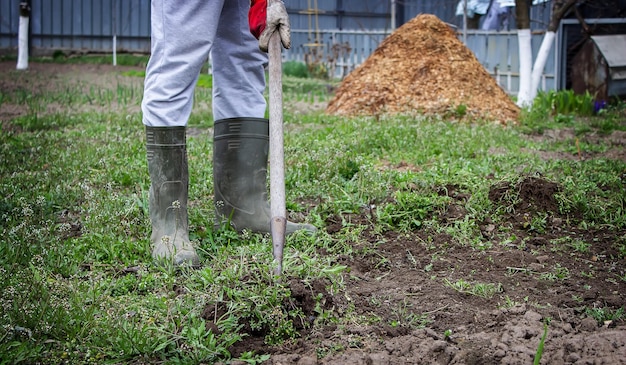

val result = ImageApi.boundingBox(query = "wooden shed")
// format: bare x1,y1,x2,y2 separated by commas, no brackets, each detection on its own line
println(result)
571,35,626,101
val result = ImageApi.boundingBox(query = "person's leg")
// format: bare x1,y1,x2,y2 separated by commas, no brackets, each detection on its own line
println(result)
211,0,267,120
143,0,224,127
142,0,225,266
211,0,316,235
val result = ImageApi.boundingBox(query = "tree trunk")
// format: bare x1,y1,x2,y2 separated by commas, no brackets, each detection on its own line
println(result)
515,0,531,29
16,1,31,70
529,31,556,99
515,0,532,107
548,0,578,33
528,0,579,101
517,0,580,107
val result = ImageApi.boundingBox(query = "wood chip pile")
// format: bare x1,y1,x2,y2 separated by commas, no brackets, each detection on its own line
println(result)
325,14,519,125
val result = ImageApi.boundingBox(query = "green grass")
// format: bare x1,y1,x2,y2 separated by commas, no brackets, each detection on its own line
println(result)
533,318,550,365
443,278,503,298
1,53,151,67
585,306,625,325
1,61,625,364
520,90,626,135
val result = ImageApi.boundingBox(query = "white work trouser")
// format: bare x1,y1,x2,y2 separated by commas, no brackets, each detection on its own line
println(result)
142,0,268,127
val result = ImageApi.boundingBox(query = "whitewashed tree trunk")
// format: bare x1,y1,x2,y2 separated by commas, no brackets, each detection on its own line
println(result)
16,11,29,70
516,0,579,107
516,28,533,107
529,30,556,101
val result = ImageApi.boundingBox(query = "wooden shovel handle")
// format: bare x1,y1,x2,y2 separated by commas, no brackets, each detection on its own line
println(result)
268,31,286,276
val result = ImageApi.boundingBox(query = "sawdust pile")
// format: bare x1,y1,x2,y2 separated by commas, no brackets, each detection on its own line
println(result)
325,14,519,124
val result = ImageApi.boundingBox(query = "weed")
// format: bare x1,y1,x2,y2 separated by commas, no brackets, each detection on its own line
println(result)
520,90,625,135
540,264,570,281
580,270,595,279
443,278,503,299
533,318,550,365
585,307,625,325
522,212,548,234
388,299,430,329
532,90,595,119
572,295,584,303
550,236,591,253
377,192,441,231
237,352,271,364
499,295,522,309
444,103,467,119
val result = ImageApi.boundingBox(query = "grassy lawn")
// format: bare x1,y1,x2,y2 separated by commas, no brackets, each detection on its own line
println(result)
1,57,625,364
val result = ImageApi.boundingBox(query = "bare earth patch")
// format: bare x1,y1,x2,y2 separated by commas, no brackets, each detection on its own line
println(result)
3,62,624,365
227,176,625,364
0,61,144,125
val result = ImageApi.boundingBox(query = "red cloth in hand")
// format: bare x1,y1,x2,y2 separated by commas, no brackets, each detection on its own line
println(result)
249,0,267,39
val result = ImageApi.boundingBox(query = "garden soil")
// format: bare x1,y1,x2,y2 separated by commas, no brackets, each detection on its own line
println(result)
325,14,520,125
1,62,625,365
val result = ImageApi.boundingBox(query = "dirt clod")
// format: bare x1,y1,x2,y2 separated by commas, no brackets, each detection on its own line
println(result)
489,176,561,215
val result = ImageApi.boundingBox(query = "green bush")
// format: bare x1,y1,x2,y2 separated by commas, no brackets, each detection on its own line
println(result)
533,90,596,117
283,61,309,78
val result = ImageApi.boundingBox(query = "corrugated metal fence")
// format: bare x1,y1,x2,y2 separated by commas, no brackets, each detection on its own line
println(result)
0,0,151,52
0,0,556,95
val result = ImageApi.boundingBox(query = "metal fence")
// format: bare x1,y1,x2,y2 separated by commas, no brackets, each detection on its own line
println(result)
466,30,557,94
0,0,151,52
0,0,553,51
0,0,557,95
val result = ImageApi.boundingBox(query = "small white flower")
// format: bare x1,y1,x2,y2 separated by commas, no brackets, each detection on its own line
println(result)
21,206,33,217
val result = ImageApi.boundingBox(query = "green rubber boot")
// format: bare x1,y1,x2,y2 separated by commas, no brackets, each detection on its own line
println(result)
146,126,200,266
213,117,316,234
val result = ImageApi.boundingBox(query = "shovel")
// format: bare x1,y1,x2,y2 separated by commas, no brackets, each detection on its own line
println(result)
268,26,286,277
